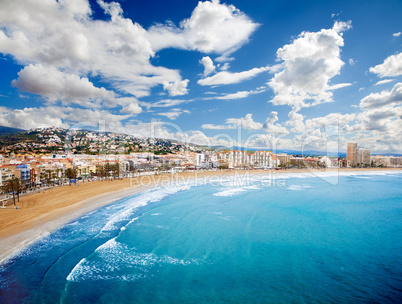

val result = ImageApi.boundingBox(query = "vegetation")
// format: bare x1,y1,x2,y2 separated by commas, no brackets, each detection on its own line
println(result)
1,177,22,205
65,167,77,182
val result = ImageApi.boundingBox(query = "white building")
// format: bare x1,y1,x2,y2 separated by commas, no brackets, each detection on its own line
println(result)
0,166,15,186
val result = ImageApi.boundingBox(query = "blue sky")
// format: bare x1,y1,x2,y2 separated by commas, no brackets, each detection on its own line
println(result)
0,0,401,153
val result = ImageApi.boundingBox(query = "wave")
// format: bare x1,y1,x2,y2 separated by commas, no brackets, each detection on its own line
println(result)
100,184,191,232
66,237,200,282
212,182,261,197
287,185,312,191
213,188,247,197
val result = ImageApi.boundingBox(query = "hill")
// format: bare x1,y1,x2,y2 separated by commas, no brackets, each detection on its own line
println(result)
0,126,26,136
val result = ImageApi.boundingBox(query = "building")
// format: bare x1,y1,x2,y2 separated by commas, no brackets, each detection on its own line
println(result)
371,155,391,167
0,166,15,186
277,153,292,166
347,142,358,166
390,156,402,167
196,154,205,166
357,148,371,166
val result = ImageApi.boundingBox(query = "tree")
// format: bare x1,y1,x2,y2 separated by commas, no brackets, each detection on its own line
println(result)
1,177,21,206
65,167,77,183
112,162,120,178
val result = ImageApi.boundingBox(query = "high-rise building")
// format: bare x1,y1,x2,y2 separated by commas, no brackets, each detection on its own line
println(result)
347,142,358,166
357,148,371,166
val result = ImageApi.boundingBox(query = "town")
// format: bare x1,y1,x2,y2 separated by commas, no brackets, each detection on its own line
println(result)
1,127,401,203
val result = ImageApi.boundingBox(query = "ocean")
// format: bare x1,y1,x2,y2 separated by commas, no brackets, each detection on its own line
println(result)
1,171,401,303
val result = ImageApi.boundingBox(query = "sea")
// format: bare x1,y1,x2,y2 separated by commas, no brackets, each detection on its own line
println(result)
0,171,401,303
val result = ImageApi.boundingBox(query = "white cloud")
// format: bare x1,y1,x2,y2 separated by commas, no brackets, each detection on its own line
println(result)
146,99,190,108
198,66,268,86
163,79,189,96
0,105,130,130
119,101,143,115
11,64,115,107
268,21,351,108
182,130,236,147
328,83,352,90
263,111,289,135
0,0,184,101
393,32,401,37
226,113,263,130
200,56,215,76
369,52,402,78
201,123,236,130
158,108,190,120
360,82,402,109
245,134,294,151
305,113,355,130
146,0,259,59
374,79,394,86
357,106,402,132
286,107,305,133
217,91,251,100
339,83,402,152
0,106,67,130
122,121,235,147
202,113,262,130
216,86,268,100
219,62,230,71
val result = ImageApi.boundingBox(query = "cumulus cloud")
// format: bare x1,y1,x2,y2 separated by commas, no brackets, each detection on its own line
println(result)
393,32,401,37
357,107,402,132
0,105,130,130
226,113,263,130
119,99,143,115
268,21,352,108
163,79,189,96
122,121,235,147
202,113,262,130
200,56,216,76
11,64,115,107
198,66,268,86
360,82,402,109
286,107,305,133
305,113,355,130
146,0,259,60
339,83,402,152
369,52,402,78
0,0,183,102
263,111,289,135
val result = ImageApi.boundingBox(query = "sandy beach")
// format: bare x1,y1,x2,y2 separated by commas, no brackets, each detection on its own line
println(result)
0,167,401,265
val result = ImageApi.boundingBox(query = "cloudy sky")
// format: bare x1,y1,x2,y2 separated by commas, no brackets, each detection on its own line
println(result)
0,0,401,153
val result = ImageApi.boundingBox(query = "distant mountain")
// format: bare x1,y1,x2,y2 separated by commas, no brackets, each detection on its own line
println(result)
0,126,26,136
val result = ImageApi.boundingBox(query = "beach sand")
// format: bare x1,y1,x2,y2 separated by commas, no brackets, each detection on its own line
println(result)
0,167,400,264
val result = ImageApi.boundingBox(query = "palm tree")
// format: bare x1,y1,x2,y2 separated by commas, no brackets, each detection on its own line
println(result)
1,178,21,206
112,162,120,179
65,167,77,184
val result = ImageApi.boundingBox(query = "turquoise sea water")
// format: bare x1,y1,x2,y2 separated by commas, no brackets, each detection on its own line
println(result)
1,172,402,303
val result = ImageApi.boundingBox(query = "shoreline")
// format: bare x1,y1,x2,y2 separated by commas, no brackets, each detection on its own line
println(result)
1,167,401,265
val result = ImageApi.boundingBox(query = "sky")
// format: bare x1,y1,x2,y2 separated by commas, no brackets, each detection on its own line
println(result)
0,0,401,154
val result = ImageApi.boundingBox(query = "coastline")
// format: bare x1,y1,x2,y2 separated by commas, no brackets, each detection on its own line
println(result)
0,167,401,265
